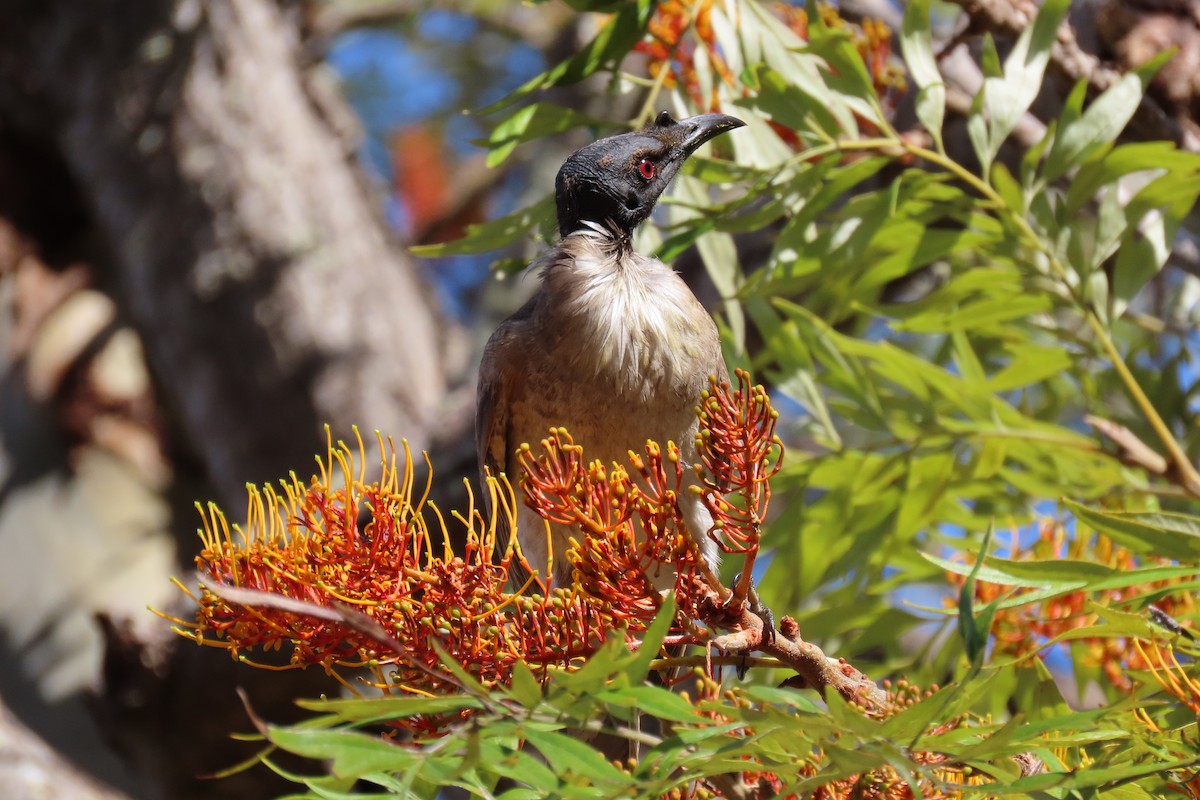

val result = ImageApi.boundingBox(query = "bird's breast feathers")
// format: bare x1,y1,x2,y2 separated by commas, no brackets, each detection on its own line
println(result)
538,227,719,400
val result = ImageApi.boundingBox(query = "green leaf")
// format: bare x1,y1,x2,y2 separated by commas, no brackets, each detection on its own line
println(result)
965,78,992,172
412,195,554,257
1020,118,1057,188
486,104,609,167
508,661,544,709
1015,657,1072,721
999,755,1200,794
1066,142,1200,215
268,728,410,777
739,0,859,140
986,343,1072,392
979,0,1069,168
900,0,945,151
929,552,1197,604
489,748,559,791
1111,167,1200,314
522,729,631,785
738,65,842,141
479,0,654,114
1065,499,1200,561
990,162,1024,213
626,593,675,682
805,8,886,127
958,522,998,665
655,222,712,263
596,685,699,723
1044,69,1149,182
295,694,484,723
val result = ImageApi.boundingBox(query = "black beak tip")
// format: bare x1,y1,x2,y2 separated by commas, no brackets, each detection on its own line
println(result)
679,112,746,153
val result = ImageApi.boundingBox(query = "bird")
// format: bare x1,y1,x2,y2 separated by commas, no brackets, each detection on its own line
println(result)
476,110,745,590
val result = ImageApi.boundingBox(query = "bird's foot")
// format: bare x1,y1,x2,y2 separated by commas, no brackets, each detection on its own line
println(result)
730,573,777,679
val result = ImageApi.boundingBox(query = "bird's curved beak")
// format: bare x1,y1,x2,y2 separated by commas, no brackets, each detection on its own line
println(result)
679,113,746,156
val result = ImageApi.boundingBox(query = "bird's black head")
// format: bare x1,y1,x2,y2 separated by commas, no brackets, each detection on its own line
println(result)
554,111,745,239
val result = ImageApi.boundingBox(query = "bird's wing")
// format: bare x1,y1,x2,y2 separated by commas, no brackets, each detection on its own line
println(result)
476,299,536,588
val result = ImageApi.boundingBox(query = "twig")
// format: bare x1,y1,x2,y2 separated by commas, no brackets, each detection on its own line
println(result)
1085,414,1200,497
700,598,888,711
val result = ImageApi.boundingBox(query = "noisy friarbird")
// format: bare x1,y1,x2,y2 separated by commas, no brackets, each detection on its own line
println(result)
476,111,744,588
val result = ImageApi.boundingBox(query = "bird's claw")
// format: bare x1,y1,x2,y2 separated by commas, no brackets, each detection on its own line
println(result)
731,573,778,679
752,599,777,645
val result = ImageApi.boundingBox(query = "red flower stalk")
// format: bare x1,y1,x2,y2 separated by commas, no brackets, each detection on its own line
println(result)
519,429,710,628
695,369,783,603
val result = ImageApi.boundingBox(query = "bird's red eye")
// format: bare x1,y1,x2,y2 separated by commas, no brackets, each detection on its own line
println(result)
638,159,656,180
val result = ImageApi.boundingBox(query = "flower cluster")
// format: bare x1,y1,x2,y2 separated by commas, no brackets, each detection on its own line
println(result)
634,1,904,127
1133,640,1200,798
520,429,705,625
164,373,786,733
949,517,1197,689
163,435,620,731
518,369,783,633
635,0,735,111
1137,639,1200,715
696,374,782,598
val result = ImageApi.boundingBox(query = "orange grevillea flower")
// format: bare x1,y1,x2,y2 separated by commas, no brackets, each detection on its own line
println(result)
634,0,735,111
948,518,1196,689
1131,640,1200,798
1135,639,1200,715
164,434,613,719
164,373,785,732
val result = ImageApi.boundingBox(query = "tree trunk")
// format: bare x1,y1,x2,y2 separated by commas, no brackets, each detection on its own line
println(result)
0,1,450,797
0,0,446,507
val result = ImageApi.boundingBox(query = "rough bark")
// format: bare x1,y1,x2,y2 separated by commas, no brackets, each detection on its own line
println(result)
0,0,446,508
0,1,450,797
